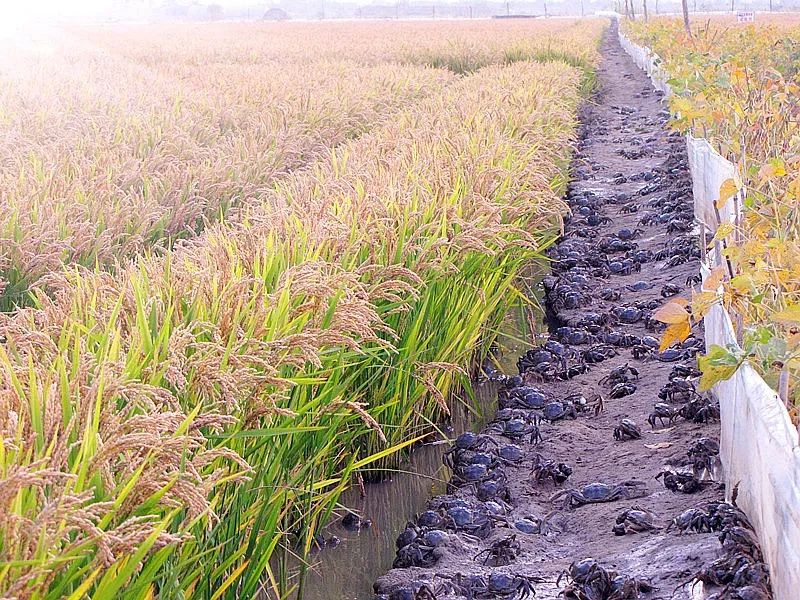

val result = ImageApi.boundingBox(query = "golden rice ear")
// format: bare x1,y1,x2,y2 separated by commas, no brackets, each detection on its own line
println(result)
0,18,596,595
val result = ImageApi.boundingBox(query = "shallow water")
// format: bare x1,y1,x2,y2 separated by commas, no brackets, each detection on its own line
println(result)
297,301,540,600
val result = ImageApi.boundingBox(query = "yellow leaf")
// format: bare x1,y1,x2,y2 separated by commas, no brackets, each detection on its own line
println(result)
731,273,753,294
716,178,738,209
692,290,720,320
702,266,726,291
698,363,739,391
660,319,692,351
772,304,800,325
671,97,694,115
644,442,673,449
712,221,734,243
653,300,691,324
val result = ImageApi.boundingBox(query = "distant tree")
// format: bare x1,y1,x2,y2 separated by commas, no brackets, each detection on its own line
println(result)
681,0,691,34
263,7,290,20
207,3,223,19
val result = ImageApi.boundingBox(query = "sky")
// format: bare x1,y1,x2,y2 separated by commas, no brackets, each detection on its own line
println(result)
6,0,112,21
3,0,500,24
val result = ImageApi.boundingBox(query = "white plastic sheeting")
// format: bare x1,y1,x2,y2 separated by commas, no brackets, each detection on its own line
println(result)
620,26,800,600
685,135,741,237
703,292,800,600
617,29,672,95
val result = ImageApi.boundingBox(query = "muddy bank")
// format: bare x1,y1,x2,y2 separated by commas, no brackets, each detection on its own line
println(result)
372,24,772,600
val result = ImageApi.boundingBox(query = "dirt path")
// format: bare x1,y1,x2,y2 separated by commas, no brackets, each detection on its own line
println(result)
373,25,729,600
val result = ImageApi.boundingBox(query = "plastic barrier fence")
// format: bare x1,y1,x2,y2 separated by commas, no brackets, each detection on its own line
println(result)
619,26,800,600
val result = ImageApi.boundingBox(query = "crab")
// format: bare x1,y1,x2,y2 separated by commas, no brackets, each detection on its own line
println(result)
656,347,693,362
617,227,644,241
599,288,622,301
679,397,720,423
666,219,691,233
613,418,642,441
582,344,619,364
568,393,605,415
514,514,555,535
440,505,498,539
618,202,639,214
558,558,654,600
501,386,550,410
611,306,643,324
449,462,495,488
626,248,653,264
686,273,702,286
608,259,641,276
474,534,521,566
720,526,763,559
575,312,611,332
660,283,681,297
543,400,578,422
585,213,613,226
554,289,591,311
630,334,659,358
612,506,661,535
497,443,524,464
375,580,457,600
599,364,639,387
556,327,595,346
706,501,753,531
551,481,648,510
518,347,568,377
475,473,513,504
532,453,573,485
396,522,427,549
663,254,691,268
670,364,701,380
609,382,636,399
342,511,372,531
691,552,753,588
559,364,591,380
393,540,438,568
656,466,704,494
599,237,637,253
444,450,490,471
626,280,653,292
449,572,539,600
629,344,652,360
544,339,574,358
600,330,640,348
524,360,562,383
647,403,679,428
443,433,498,468
486,415,542,445
687,437,720,473
667,507,715,534
659,379,700,403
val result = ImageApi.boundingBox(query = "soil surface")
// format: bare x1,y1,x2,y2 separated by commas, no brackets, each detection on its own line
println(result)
373,25,729,600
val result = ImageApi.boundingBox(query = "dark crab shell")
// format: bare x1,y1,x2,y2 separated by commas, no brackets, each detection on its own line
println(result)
498,444,524,462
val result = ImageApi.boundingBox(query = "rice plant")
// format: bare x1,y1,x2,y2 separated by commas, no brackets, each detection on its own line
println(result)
0,19,601,600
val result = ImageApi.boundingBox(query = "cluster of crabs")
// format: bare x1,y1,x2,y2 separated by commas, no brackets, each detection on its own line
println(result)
372,35,774,600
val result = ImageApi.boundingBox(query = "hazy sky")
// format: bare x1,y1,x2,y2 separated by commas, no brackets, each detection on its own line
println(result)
7,0,112,20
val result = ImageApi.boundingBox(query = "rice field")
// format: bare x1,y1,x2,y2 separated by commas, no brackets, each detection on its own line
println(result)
0,18,604,599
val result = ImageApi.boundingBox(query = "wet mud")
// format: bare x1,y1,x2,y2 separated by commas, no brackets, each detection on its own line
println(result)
371,25,772,600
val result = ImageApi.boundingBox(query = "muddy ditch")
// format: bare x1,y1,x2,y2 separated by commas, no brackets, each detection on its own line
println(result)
369,24,773,600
